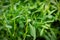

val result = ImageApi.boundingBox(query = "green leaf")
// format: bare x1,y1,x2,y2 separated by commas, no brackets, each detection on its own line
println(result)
29,23,36,40
40,28,44,36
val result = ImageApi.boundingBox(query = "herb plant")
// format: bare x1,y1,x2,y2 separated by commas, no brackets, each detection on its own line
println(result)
0,0,60,40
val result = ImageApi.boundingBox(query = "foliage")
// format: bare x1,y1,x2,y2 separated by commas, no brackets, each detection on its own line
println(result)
0,0,60,40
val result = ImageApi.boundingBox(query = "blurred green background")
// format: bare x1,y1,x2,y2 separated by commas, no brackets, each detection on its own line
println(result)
0,0,60,40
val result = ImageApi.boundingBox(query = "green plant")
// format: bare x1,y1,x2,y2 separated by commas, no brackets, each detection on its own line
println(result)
0,0,60,40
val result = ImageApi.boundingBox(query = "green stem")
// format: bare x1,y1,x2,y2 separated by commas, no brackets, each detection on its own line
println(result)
23,14,28,40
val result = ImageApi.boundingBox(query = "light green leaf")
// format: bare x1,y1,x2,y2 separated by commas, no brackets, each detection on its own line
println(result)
40,28,44,36
29,23,36,40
